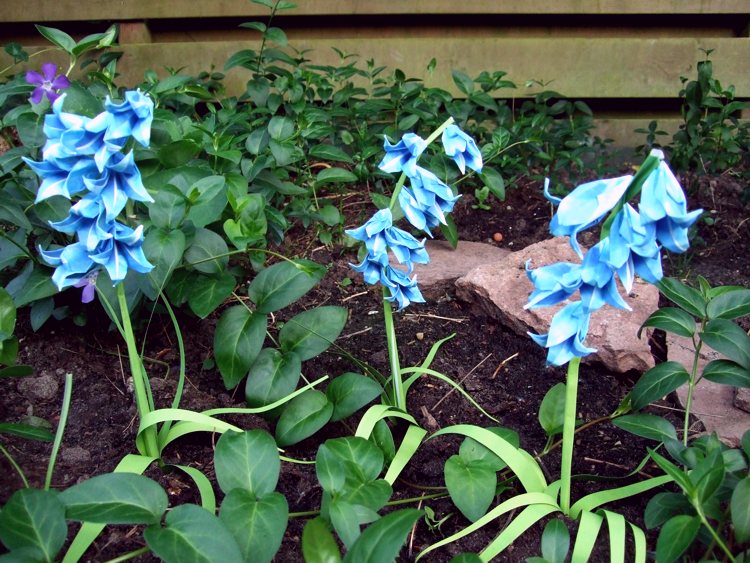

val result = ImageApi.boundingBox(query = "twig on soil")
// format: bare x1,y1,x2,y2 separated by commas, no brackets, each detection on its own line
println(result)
341,290,369,302
490,352,520,379
340,326,373,339
403,312,467,323
583,456,656,479
409,498,423,557
431,353,493,411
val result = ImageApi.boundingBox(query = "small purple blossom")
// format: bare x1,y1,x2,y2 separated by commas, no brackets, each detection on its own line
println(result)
26,63,70,105
74,271,99,303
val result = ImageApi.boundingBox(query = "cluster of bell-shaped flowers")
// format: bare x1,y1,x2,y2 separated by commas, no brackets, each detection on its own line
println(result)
526,149,703,366
24,91,155,296
347,124,483,309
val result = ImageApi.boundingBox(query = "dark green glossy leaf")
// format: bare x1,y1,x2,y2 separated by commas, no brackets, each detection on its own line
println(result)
145,504,243,563
59,473,167,524
245,348,301,408
35,25,76,52
689,449,724,504
279,306,347,361
149,189,187,230
142,228,186,299
342,508,423,563
219,489,288,563
302,517,342,563
184,228,229,275
0,422,53,441
658,277,706,318
248,259,325,314
612,414,677,442
29,297,54,332
326,372,382,422
8,266,57,308
701,319,750,369
157,140,201,168
275,390,332,446
0,287,16,341
655,515,700,563
649,448,693,493
707,288,750,320
315,167,358,185
267,116,295,141
480,167,505,201
451,70,474,95
308,144,353,164
631,362,690,410
215,430,280,497
640,307,696,338
187,271,235,318
0,488,66,561
330,499,361,548
316,437,384,493
214,306,267,389
16,112,45,147
731,476,750,543
702,359,750,388
644,492,693,529
444,455,496,522
185,175,227,228
0,365,33,378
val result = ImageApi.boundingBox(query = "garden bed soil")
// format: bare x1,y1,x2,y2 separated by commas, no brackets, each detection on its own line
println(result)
1,170,748,561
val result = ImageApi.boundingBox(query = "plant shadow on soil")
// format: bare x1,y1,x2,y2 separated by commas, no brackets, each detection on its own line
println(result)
1,172,748,561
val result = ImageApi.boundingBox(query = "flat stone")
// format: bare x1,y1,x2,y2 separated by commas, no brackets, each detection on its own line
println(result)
455,237,659,373
735,388,750,413
670,332,750,447
408,240,510,296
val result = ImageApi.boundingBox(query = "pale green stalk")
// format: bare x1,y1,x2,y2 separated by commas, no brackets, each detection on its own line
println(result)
382,294,405,410
560,356,581,514
116,284,159,457
45,372,72,490
683,328,705,445
0,443,28,488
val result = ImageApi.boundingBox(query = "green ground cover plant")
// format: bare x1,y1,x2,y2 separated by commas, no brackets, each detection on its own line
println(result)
1,1,749,561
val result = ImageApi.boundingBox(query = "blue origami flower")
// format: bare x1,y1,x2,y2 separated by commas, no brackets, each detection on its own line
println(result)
345,208,429,266
442,124,483,174
25,156,97,202
25,62,69,105
378,133,427,176
83,151,153,222
529,301,596,366
89,223,153,284
546,175,632,257
380,265,426,310
101,90,154,147
639,160,703,253
525,242,629,314
603,204,663,291
398,166,460,235
40,242,97,290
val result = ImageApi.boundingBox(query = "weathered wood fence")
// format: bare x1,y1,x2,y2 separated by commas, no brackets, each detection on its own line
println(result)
3,1,750,144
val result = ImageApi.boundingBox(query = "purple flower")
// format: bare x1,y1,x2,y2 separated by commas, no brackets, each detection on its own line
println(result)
25,63,70,105
74,271,99,303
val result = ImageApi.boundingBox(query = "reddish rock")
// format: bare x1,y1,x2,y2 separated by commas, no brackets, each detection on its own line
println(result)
455,237,659,373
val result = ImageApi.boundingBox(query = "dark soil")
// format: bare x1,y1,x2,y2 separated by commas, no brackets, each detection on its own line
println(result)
1,169,748,561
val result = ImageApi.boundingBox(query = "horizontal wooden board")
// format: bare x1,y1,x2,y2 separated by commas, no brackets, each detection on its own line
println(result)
7,37,745,99
4,0,750,21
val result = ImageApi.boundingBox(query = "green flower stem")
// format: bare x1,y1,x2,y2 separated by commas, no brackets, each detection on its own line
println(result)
388,116,455,211
116,284,159,458
696,504,737,563
683,330,705,445
600,149,663,238
560,356,581,515
0,443,28,488
382,291,405,411
45,372,72,490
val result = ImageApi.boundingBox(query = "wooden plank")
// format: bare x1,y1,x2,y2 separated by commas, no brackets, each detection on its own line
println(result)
3,0,750,22
8,37,744,99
